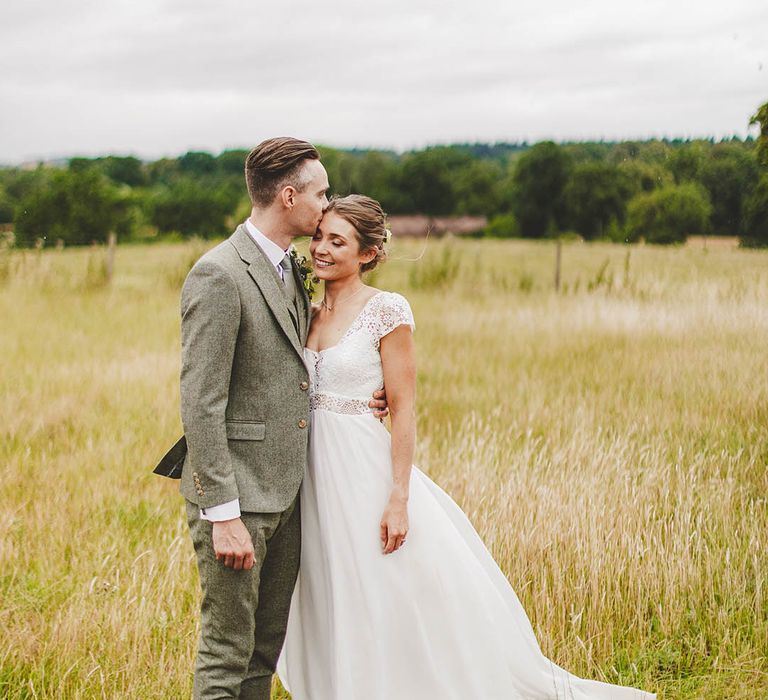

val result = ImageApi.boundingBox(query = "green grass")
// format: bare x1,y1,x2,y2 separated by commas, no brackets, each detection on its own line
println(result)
1,237,766,698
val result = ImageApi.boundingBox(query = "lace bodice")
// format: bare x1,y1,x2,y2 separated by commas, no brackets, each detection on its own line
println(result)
304,292,415,415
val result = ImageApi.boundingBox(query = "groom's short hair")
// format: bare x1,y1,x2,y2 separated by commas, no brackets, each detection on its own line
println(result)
245,137,321,207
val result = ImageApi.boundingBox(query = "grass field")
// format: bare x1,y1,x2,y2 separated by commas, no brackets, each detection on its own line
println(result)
1,236,767,699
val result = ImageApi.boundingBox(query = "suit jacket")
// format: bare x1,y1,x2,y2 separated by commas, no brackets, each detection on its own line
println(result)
155,224,312,513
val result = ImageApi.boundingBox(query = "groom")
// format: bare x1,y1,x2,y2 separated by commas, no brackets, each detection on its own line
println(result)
155,137,386,699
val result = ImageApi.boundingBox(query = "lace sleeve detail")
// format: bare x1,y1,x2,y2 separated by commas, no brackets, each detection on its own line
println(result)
368,292,415,345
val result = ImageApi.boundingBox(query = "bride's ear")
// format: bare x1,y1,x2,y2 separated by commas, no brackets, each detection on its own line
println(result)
359,247,377,266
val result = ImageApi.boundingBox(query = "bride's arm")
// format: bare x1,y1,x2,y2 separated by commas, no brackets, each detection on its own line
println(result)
378,324,417,554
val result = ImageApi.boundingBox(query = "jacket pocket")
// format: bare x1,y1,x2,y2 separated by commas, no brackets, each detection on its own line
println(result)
225,420,266,441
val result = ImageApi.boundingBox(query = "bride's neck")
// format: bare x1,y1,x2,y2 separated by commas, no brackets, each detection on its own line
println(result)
322,274,364,308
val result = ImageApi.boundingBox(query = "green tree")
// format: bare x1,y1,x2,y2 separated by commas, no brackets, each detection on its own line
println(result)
217,149,249,176
102,156,145,186
178,151,217,176
742,100,768,246
150,179,233,237
511,141,572,237
316,146,359,196
668,144,705,184
626,183,712,244
608,140,671,167
15,168,121,246
564,162,633,239
608,141,641,165
453,159,503,215
354,151,411,214
563,142,610,164
68,157,97,173
399,148,472,215
741,174,768,247
618,160,671,194
147,158,181,186
0,187,15,223
699,144,758,235
0,167,47,203
750,101,768,167
637,140,672,166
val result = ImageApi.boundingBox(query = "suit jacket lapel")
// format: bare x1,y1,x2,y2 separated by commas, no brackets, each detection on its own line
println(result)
289,256,312,345
229,225,305,360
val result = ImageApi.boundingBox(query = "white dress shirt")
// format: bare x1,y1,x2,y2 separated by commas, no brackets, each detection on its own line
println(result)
199,220,290,522
244,218,291,280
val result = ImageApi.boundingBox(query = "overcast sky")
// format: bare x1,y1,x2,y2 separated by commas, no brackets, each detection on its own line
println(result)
1,0,766,163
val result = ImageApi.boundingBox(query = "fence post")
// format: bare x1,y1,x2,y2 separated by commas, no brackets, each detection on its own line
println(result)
554,238,562,292
106,231,117,283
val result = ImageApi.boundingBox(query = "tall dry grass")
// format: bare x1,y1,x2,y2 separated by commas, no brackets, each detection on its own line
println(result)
1,238,766,698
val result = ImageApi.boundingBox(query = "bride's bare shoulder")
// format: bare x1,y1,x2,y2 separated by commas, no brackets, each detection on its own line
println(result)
364,286,384,302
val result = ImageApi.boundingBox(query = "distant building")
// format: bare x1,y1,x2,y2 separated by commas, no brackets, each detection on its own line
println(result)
388,215,487,237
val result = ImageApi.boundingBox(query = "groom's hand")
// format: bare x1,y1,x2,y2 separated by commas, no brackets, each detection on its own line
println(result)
369,387,389,421
212,518,255,571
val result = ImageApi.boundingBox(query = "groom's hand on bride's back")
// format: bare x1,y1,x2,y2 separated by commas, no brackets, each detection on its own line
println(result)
212,518,255,570
370,387,389,420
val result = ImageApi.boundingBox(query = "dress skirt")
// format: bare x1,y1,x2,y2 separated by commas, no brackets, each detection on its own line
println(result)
277,408,654,700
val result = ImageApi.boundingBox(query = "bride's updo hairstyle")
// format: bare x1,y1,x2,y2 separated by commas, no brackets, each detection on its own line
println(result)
325,195,389,273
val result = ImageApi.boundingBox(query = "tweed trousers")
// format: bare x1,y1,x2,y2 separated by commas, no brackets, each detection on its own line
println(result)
186,497,301,700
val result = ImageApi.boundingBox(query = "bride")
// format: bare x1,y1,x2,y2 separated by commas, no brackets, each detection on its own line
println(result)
277,195,654,700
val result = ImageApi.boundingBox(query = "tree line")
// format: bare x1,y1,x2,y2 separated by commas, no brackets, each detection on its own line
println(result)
2,101,767,247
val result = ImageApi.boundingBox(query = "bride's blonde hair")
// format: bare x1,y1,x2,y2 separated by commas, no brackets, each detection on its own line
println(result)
325,195,389,273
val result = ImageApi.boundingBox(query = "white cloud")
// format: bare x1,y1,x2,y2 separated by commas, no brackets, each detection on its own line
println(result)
1,0,766,162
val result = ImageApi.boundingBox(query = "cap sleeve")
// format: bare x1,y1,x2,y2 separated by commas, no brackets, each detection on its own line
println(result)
369,292,415,345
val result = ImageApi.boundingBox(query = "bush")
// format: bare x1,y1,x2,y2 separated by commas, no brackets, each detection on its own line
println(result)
484,213,519,238
626,183,712,244
14,168,122,246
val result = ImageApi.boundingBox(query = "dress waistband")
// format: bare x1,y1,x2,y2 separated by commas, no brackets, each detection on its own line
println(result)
309,392,373,415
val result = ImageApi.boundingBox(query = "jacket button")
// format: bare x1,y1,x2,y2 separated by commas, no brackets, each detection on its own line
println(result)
298,419,307,429
299,381,309,391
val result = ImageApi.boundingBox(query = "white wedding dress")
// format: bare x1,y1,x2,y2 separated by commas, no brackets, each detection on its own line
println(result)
277,291,654,700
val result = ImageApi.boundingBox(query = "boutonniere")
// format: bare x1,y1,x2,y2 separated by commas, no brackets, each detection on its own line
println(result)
289,245,317,300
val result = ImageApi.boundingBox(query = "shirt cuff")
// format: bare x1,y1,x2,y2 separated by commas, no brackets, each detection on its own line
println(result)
200,499,241,522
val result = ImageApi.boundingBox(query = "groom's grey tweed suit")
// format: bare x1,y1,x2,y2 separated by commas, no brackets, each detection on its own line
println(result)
176,224,311,699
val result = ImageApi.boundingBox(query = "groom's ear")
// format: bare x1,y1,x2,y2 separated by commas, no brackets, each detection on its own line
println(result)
280,185,296,209
277,185,297,209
